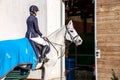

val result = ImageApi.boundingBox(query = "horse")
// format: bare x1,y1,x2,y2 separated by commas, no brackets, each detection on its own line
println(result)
0,20,82,80
27,20,83,80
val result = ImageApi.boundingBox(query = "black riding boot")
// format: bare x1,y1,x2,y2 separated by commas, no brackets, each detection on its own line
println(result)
41,45,50,63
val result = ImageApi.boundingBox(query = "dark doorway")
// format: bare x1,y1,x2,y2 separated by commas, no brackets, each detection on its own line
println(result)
64,0,95,80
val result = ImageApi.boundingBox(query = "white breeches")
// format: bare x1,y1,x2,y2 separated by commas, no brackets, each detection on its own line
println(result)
30,36,48,46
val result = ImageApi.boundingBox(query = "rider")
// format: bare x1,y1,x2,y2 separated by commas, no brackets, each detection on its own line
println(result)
25,5,49,62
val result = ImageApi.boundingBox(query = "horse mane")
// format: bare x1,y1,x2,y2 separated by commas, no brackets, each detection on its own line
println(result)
47,26,65,42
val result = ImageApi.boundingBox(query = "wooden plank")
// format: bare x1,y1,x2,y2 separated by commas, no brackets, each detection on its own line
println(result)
98,46,120,52
97,68,112,74
97,34,120,42
101,52,120,56
97,60,120,69
97,21,120,29
97,29,120,34
97,10,120,16
97,0,120,5
97,17,120,24
97,72,112,78
97,26,120,32
101,55,120,60
98,68,120,75
97,42,120,46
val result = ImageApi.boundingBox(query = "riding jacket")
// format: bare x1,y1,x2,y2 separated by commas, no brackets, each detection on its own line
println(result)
26,14,42,38
25,14,42,57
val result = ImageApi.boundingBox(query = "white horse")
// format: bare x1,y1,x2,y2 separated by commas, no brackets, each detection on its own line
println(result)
27,20,83,80
0,20,82,80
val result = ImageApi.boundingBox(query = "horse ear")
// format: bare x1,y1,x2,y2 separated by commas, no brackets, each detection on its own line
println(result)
67,20,73,28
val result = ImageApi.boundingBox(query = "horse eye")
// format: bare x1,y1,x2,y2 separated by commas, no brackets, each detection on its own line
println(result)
70,30,73,32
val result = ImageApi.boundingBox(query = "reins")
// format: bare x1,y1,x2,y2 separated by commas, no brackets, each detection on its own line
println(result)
44,37,67,59
44,38,59,57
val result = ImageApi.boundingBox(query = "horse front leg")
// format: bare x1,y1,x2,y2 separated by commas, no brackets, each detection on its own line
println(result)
43,61,58,80
43,65,53,80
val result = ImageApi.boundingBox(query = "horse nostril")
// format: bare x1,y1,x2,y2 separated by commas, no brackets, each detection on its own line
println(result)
78,40,81,42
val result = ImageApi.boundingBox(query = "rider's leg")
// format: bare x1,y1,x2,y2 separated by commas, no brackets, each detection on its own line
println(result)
30,36,50,62
29,39,41,58
41,45,50,62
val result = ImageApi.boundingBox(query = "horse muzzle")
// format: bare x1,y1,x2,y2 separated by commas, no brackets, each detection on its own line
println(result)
74,37,83,46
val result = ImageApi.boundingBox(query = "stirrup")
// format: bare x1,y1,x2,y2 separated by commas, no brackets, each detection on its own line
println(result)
42,57,49,63
39,56,49,63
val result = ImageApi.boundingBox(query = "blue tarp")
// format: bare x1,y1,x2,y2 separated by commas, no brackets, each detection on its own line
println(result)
0,38,38,79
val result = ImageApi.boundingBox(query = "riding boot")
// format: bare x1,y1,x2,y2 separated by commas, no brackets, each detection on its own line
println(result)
41,45,50,63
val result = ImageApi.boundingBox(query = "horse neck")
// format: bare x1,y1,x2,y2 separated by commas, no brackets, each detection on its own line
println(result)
48,26,66,46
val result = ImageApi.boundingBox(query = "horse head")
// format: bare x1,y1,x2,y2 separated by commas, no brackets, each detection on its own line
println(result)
65,20,83,46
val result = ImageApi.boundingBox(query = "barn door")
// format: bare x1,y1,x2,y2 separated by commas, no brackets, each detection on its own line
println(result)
64,0,96,80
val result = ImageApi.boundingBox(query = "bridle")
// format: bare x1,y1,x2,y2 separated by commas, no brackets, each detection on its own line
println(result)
64,25,80,43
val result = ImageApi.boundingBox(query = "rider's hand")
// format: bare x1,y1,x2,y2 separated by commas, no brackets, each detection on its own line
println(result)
41,35,48,40
43,37,48,41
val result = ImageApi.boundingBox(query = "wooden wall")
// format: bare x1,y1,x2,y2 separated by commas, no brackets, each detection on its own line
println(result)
97,0,120,80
